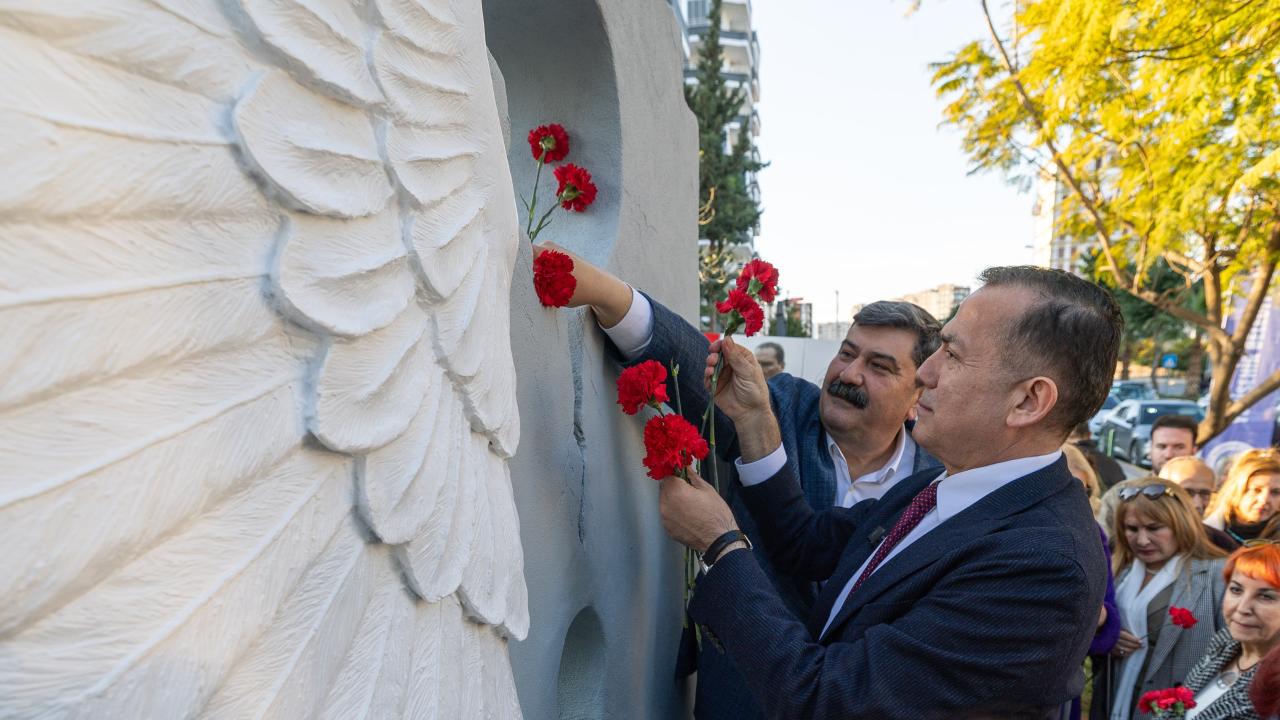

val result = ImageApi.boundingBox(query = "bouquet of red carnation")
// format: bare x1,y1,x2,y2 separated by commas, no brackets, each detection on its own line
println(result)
697,259,779,488
615,360,706,481
522,124,600,307
610,261,779,612
1137,686,1196,718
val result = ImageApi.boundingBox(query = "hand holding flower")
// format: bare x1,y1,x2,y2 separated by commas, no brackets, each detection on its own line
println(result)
658,469,738,554
531,243,633,323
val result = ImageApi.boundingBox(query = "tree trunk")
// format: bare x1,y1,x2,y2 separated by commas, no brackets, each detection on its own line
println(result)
1120,337,1132,380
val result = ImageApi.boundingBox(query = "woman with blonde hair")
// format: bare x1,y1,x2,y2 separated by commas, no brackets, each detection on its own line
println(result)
1064,443,1102,514
1206,449,1280,544
1099,479,1228,720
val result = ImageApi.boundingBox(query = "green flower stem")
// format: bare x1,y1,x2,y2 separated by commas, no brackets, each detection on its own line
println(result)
529,202,558,242
525,156,545,240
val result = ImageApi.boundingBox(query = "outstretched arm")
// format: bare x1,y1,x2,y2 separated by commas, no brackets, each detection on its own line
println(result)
534,243,742,460
533,243,633,328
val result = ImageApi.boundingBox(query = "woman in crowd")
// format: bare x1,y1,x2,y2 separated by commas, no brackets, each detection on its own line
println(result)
1064,444,1119,720
1181,542,1280,719
1100,479,1227,720
1206,449,1280,544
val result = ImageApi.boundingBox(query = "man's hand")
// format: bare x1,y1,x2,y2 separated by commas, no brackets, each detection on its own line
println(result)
658,471,739,554
533,243,632,327
706,336,781,462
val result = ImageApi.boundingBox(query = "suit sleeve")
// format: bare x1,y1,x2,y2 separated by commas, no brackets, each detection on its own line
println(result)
605,292,743,462
736,464,872,581
688,531,1095,719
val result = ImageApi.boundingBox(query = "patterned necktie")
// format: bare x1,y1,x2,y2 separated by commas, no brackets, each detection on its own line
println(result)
850,482,939,594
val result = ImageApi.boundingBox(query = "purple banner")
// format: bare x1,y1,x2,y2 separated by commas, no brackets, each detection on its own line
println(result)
1202,283,1280,473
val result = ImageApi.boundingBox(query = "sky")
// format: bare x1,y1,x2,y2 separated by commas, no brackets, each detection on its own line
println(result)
749,0,1035,326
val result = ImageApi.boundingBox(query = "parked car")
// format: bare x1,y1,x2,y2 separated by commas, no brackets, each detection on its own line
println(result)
1111,380,1156,402
1088,394,1121,437
1099,399,1204,468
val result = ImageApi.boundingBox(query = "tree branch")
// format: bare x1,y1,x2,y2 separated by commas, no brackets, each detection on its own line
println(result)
1229,222,1280,349
978,0,1233,346
1220,367,1280,429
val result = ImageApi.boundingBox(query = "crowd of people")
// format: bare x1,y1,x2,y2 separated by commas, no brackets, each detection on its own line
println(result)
1070,428,1280,719
535,244,1279,719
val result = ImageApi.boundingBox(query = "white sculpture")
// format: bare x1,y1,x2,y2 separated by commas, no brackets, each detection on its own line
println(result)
0,0,527,717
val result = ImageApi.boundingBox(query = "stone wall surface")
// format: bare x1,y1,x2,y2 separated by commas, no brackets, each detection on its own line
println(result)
485,0,700,717
0,0,693,717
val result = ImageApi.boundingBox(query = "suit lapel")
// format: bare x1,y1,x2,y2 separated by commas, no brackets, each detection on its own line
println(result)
806,468,937,639
819,459,1073,641
1142,561,1208,682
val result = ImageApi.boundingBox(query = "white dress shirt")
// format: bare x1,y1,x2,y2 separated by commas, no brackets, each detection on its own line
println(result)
737,429,916,508
600,286,653,359
818,450,1062,639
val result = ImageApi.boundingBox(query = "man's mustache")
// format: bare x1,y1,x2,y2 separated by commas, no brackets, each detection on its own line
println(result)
826,380,869,409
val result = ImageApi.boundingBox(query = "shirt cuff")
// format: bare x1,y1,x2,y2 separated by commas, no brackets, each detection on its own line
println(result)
734,445,787,486
600,286,652,360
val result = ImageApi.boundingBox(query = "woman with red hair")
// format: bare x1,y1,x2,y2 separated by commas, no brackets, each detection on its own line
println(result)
1181,542,1280,719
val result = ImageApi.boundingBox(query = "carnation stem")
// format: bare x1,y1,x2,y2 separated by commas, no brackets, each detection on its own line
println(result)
529,204,558,241
525,157,545,240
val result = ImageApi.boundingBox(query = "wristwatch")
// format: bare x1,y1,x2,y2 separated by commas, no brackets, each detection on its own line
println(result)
699,530,752,574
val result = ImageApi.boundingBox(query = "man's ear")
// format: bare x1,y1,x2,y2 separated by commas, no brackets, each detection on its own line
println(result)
905,387,923,422
1007,376,1058,429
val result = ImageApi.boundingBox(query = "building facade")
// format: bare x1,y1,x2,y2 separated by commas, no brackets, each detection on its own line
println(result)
669,0,762,212
891,283,971,323
1031,169,1090,275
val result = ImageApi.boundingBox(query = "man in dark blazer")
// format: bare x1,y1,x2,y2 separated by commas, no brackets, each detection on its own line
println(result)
658,266,1122,718
539,245,942,719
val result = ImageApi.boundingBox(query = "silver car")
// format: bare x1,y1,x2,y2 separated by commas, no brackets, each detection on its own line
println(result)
1098,399,1203,468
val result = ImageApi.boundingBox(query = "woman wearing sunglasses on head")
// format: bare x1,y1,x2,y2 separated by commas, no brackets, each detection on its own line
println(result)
1098,479,1228,720
1180,541,1280,719
1205,449,1280,544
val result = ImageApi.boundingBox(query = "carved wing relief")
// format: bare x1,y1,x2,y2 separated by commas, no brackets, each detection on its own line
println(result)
0,0,526,716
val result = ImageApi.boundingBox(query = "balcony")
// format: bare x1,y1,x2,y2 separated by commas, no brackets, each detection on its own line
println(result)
687,0,753,34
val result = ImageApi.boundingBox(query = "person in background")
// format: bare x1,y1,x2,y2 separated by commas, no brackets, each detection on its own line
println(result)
1063,443,1120,720
1073,422,1127,490
1181,542,1280,720
1100,480,1227,720
1160,456,1218,517
1206,450,1280,544
1160,456,1238,552
1149,415,1199,474
754,342,785,380
1101,474,1237,553
1066,442,1104,515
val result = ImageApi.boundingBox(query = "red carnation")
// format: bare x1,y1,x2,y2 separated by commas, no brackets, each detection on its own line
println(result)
1169,606,1197,629
1138,687,1195,715
617,360,669,415
554,164,598,212
736,259,779,303
642,414,709,481
533,250,576,307
715,288,765,337
528,124,569,162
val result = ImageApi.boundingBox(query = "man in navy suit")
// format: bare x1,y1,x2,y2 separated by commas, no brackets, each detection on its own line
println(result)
538,245,942,719
659,266,1121,718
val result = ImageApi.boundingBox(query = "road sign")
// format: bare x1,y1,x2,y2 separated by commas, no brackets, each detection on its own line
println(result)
1160,353,1178,369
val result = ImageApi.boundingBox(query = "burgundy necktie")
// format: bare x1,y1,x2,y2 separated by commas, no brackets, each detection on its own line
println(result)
850,482,939,594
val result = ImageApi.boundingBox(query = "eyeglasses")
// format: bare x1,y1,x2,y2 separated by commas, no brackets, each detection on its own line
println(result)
1243,538,1280,548
1118,484,1174,502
